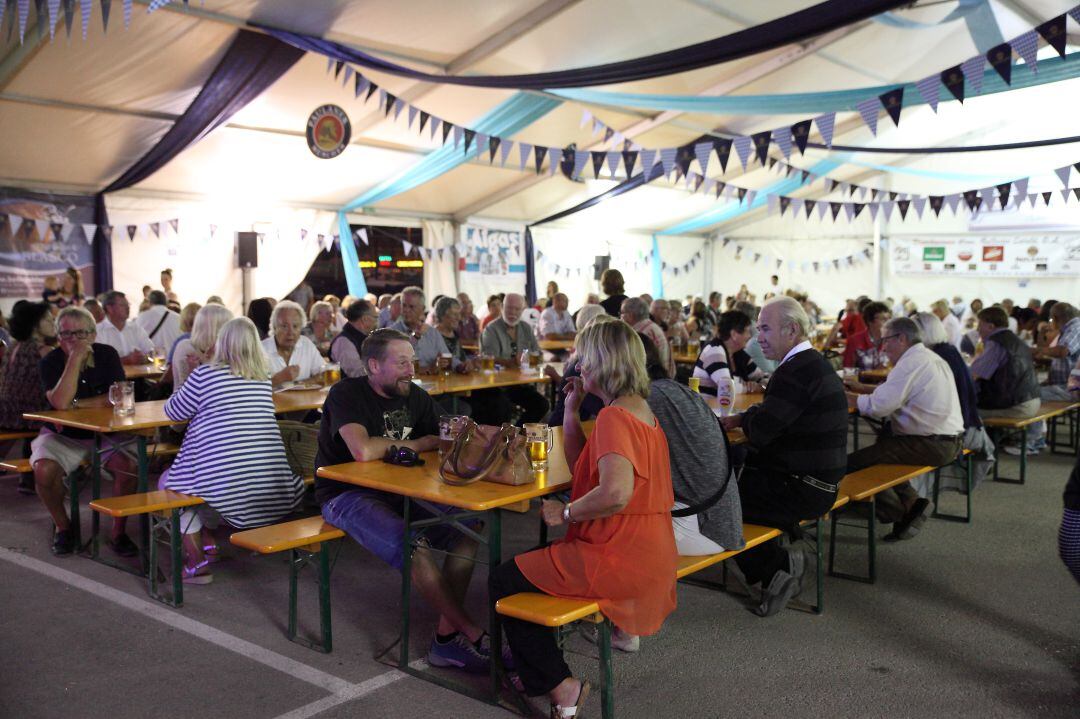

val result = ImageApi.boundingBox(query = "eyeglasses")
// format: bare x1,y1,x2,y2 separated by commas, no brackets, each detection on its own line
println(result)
878,333,902,345
58,330,92,339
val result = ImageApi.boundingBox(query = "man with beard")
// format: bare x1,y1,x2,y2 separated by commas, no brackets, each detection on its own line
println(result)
478,292,549,424
315,329,497,673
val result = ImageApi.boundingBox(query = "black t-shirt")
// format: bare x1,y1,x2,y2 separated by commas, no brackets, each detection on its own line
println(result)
39,343,125,439
600,294,628,318
314,376,440,504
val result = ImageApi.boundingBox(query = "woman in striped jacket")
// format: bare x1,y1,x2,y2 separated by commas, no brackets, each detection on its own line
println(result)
160,317,305,584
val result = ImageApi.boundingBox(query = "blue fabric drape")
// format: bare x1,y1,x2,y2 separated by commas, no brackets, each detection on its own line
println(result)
650,235,664,298
92,29,304,291
341,93,560,210
260,0,907,90
336,212,368,297
524,228,538,306
659,159,843,236
549,52,1080,115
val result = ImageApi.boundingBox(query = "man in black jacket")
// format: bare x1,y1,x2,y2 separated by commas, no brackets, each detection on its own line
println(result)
721,296,849,617
330,300,377,378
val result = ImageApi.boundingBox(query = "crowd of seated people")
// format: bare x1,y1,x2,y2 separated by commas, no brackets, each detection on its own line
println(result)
4,270,1079,719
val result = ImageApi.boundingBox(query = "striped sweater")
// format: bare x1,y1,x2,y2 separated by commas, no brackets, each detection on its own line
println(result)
741,348,849,486
162,364,304,529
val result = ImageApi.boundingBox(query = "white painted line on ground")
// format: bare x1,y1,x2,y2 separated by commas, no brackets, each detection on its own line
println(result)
0,547,408,706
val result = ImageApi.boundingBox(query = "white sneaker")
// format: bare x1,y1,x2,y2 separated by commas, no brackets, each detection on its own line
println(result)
583,625,639,653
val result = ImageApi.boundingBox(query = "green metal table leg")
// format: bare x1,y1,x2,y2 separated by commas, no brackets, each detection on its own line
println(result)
137,436,150,575
1018,426,1027,485
488,509,504,700
319,547,333,653
399,497,412,669
815,517,824,615
827,512,838,576
288,548,299,643
868,499,877,584
170,508,183,607
597,618,614,719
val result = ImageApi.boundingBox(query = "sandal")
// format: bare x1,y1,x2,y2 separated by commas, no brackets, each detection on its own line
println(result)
203,543,225,564
182,559,213,585
551,680,590,719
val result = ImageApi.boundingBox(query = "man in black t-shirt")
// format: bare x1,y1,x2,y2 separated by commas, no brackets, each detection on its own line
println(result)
315,329,497,674
33,307,137,557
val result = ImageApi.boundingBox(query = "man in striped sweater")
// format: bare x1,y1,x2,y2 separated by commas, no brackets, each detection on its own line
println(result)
721,296,849,617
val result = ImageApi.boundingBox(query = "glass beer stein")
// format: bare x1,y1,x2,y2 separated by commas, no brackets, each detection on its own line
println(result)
523,422,553,471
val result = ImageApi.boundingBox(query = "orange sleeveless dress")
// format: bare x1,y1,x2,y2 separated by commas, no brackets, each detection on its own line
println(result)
515,406,678,635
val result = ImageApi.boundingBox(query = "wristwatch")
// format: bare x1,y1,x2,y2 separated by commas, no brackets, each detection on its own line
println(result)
562,502,574,523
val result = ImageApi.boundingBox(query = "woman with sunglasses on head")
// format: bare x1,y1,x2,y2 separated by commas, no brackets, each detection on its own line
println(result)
490,320,678,718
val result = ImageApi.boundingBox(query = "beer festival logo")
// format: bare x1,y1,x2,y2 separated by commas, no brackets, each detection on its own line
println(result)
306,105,351,159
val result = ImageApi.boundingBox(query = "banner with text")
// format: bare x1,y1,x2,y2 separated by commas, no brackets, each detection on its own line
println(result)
0,188,96,299
457,224,527,301
890,235,1080,277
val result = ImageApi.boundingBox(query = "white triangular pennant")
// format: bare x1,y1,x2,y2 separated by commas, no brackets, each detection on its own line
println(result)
945,194,961,215
500,139,514,166
402,240,413,256
912,197,927,218
1055,166,1071,187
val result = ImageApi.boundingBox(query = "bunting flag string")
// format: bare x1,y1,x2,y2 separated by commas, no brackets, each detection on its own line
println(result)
712,238,874,275
306,6,1080,182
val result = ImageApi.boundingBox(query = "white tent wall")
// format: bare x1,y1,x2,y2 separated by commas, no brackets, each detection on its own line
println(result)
721,199,1080,314
528,226,706,309
421,219,458,301
105,195,332,316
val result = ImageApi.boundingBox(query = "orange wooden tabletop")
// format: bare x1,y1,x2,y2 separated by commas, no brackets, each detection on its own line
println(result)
124,364,165,380
413,366,555,397
538,339,574,352
317,425,579,511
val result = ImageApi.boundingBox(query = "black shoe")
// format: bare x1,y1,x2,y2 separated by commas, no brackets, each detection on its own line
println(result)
107,533,139,558
753,569,801,617
893,498,933,541
51,529,75,556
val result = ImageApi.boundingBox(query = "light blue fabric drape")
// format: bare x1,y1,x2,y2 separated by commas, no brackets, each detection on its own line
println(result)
336,211,368,297
659,160,842,236
550,52,1078,115
651,234,664,297
341,93,561,211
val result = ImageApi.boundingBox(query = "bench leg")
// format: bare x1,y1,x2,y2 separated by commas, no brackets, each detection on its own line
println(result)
993,427,1027,485
597,618,614,719
287,545,334,653
814,517,825,614
828,501,875,584
147,509,184,608
931,456,973,524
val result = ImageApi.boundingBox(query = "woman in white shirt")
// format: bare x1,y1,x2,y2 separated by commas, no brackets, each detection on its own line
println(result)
172,304,234,389
260,300,324,386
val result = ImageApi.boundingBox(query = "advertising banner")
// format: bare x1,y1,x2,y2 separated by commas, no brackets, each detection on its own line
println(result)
890,235,1080,277
0,188,96,299
457,224,526,300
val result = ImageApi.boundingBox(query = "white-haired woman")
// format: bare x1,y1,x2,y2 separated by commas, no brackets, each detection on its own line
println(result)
302,300,338,357
262,299,324,386
161,317,305,583
491,319,677,717
171,304,233,389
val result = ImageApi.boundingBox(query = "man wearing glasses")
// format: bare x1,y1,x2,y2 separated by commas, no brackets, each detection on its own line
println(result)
843,317,964,541
32,307,137,556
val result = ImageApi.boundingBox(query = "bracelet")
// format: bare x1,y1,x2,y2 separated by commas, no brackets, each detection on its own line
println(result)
562,502,574,523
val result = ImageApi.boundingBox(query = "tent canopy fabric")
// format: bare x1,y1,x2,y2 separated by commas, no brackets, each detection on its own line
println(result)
2,0,1079,238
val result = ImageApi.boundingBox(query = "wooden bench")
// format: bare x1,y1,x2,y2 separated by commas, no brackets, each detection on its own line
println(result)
829,464,934,583
230,516,345,653
496,514,845,719
1045,400,1080,456
90,490,205,607
0,441,181,476
982,401,1080,484
0,430,37,443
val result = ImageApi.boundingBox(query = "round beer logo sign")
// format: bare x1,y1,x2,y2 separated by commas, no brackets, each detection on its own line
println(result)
306,105,350,159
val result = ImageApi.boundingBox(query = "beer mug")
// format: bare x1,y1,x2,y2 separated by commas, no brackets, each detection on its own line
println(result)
523,422,553,471
528,350,542,371
438,414,467,459
687,376,701,393
322,363,341,385
480,353,495,373
715,378,735,418
437,352,452,376
108,381,135,416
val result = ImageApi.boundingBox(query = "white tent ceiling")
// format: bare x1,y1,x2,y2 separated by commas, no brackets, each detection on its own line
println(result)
2,0,1079,235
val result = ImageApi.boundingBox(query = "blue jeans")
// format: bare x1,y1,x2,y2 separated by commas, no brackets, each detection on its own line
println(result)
321,489,477,572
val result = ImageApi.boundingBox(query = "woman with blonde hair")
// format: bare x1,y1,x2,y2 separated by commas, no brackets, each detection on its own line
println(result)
167,302,201,367
491,320,678,717
171,304,233,388
160,317,305,583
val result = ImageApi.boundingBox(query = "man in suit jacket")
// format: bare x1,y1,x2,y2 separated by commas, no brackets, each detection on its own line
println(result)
721,296,849,617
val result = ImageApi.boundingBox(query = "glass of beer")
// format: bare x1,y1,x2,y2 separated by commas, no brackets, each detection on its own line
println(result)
412,358,421,376
322,363,341,385
108,381,135,416
528,350,541,371
524,422,553,472
688,376,701,393
480,353,495,373
438,415,467,459
437,352,452,376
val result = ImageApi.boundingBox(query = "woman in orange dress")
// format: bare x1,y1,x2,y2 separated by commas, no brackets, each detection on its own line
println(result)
490,320,678,718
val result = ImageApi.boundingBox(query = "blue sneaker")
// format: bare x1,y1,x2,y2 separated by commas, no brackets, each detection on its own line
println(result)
427,634,490,674
478,632,516,671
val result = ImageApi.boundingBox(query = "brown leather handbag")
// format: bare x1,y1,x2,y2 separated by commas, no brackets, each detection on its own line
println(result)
438,420,533,486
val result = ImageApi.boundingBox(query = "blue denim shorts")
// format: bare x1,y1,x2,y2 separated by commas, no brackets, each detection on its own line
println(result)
321,489,480,572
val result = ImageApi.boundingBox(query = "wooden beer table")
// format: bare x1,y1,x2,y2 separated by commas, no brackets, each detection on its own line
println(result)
124,363,165,380
538,338,574,352
316,427,575,712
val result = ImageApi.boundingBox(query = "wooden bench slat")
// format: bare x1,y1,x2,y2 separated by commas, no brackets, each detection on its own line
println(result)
495,593,602,627
90,490,204,517
0,430,37,442
982,400,1080,429
0,458,31,474
230,516,344,554
675,523,782,579
839,464,935,502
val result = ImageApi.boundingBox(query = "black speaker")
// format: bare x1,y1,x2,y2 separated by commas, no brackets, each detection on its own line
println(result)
237,232,258,268
593,255,610,281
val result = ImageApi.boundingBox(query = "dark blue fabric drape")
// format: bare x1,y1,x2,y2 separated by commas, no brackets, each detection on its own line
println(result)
260,0,907,90
92,29,304,291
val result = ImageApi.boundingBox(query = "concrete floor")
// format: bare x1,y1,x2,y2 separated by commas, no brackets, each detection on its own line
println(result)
1,443,1078,719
